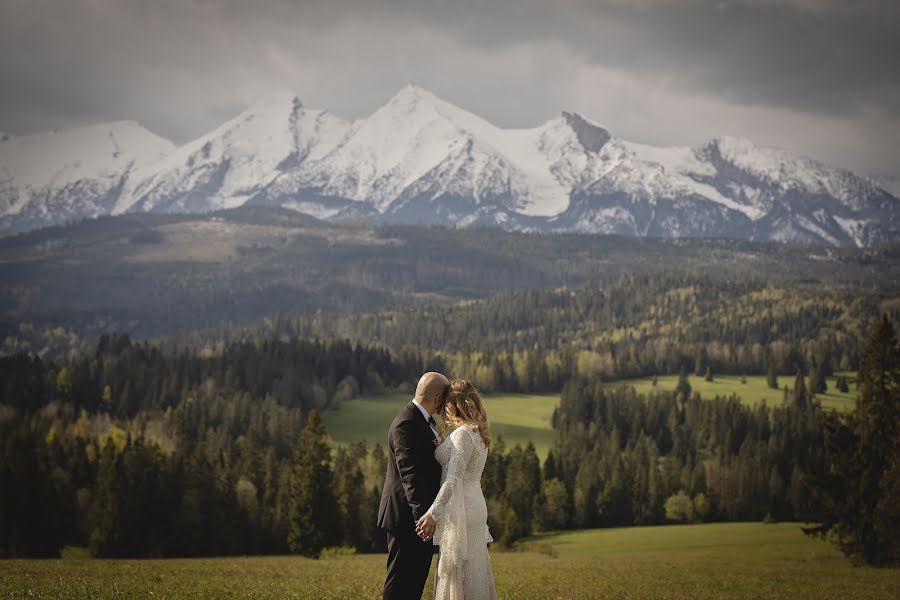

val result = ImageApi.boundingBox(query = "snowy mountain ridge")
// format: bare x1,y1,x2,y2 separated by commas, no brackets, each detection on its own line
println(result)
1,85,897,246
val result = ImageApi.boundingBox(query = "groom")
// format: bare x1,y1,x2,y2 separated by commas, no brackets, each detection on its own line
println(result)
378,371,449,600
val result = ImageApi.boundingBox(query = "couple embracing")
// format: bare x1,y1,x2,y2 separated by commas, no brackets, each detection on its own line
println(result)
378,372,498,599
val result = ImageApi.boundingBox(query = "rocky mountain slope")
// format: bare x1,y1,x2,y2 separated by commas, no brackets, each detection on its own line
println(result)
1,85,897,245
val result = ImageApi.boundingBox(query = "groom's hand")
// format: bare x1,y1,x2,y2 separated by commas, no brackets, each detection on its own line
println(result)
416,514,436,541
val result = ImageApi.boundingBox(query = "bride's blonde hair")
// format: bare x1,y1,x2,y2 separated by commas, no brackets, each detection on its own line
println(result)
441,380,491,447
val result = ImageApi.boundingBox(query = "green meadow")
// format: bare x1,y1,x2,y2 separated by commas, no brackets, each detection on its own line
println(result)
324,374,855,460
323,392,559,458
3,523,896,599
611,373,857,412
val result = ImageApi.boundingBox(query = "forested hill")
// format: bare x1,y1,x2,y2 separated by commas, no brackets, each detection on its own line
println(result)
4,319,896,560
169,274,894,388
2,206,899,357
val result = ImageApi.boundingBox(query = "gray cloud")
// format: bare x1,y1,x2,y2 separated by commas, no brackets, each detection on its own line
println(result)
0,0,898,177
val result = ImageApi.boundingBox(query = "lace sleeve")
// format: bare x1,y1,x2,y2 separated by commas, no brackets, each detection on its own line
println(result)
425,427,474,519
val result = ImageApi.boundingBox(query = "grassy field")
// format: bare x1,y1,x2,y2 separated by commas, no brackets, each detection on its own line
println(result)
2,523,897,599
325,374,854,460
612,373,857,412
323,392,559,458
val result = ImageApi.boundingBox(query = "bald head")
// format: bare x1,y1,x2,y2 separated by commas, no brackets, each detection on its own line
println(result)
415,371,450,414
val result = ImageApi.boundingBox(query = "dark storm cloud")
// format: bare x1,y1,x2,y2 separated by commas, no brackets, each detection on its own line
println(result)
0,0,898,175
193,0,900,117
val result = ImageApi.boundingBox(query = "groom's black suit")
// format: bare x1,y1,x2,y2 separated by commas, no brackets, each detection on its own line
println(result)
378,401,442,600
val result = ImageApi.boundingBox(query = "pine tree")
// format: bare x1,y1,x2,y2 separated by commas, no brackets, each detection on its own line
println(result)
793,367,807,409
836,376,850,393
89,439,120,557
675,368,692,401
694,348,708,377
287,411,339,557
543,450,558,481
804,315,900,565
767,364,779,390
809,360,827,395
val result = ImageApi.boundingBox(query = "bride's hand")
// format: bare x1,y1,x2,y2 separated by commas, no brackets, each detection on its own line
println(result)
416,514,436,540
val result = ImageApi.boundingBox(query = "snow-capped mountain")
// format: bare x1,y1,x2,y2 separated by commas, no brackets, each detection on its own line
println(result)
0,121,174,232
873,175,900,199
1,85,898,246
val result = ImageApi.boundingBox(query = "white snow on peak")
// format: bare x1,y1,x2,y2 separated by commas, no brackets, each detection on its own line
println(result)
710,136,866,203
0,121,174,217
117,91,350,213
623,141,716,178
1,85,891,245
1,121,173,187
307,86,597,216
603,139,765,220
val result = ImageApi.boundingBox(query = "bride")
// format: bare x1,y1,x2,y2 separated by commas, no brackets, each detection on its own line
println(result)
415,379,498,599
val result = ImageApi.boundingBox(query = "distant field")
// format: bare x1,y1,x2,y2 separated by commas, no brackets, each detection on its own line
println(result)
3,523,897,599
325,375,855,459
613,373,857,412
323,392,559,458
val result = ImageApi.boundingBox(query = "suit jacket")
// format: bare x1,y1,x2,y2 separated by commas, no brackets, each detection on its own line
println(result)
377,401,442,531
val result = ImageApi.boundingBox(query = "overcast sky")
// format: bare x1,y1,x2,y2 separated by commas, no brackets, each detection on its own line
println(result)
1,0,898,177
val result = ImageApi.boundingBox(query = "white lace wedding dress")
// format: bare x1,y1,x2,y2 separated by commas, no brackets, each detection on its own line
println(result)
423,425,498,600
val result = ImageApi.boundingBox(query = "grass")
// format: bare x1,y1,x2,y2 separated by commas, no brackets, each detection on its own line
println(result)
325,374,855,460
325,374,855,462
612,373,858,412
2,523,897,599
323,392,559,458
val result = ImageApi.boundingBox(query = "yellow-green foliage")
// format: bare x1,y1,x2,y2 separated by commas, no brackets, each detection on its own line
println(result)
2,523,897,599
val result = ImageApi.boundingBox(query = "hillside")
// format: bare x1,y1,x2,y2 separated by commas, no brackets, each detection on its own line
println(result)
2,206,898,356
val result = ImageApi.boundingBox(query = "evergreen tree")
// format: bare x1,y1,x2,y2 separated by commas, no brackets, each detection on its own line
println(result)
767,364,778,390
793,367,808,409
694,347,709,377
809,360,827,395
543,450,558,481
804,315,900,565
836,376,850,393
538,478,570,531
89,439,120,557
675,368,692,401
287,411,339,557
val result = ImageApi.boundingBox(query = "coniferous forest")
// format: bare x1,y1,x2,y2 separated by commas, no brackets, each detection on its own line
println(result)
0,278,900,562
1,223,898,566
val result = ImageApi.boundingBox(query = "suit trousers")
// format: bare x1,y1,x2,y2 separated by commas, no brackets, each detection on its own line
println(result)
383,524,435,600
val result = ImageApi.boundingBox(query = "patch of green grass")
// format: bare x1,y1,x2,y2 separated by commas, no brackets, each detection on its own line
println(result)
323,392,559,458
325,374,856,460
3,523,897,599
614,373,857,411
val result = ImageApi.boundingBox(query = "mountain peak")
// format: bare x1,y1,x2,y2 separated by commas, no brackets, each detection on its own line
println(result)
2,92,896,246
381,84,456,116
244,91,304,116
366,84,495,142
561,111,612,153
394,82,438,99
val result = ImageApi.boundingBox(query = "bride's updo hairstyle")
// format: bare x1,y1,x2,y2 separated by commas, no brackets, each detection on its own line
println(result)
442,379,491,447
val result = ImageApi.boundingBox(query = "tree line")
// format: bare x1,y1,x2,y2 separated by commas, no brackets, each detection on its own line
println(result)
167,274,887,391
1,318,897,564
